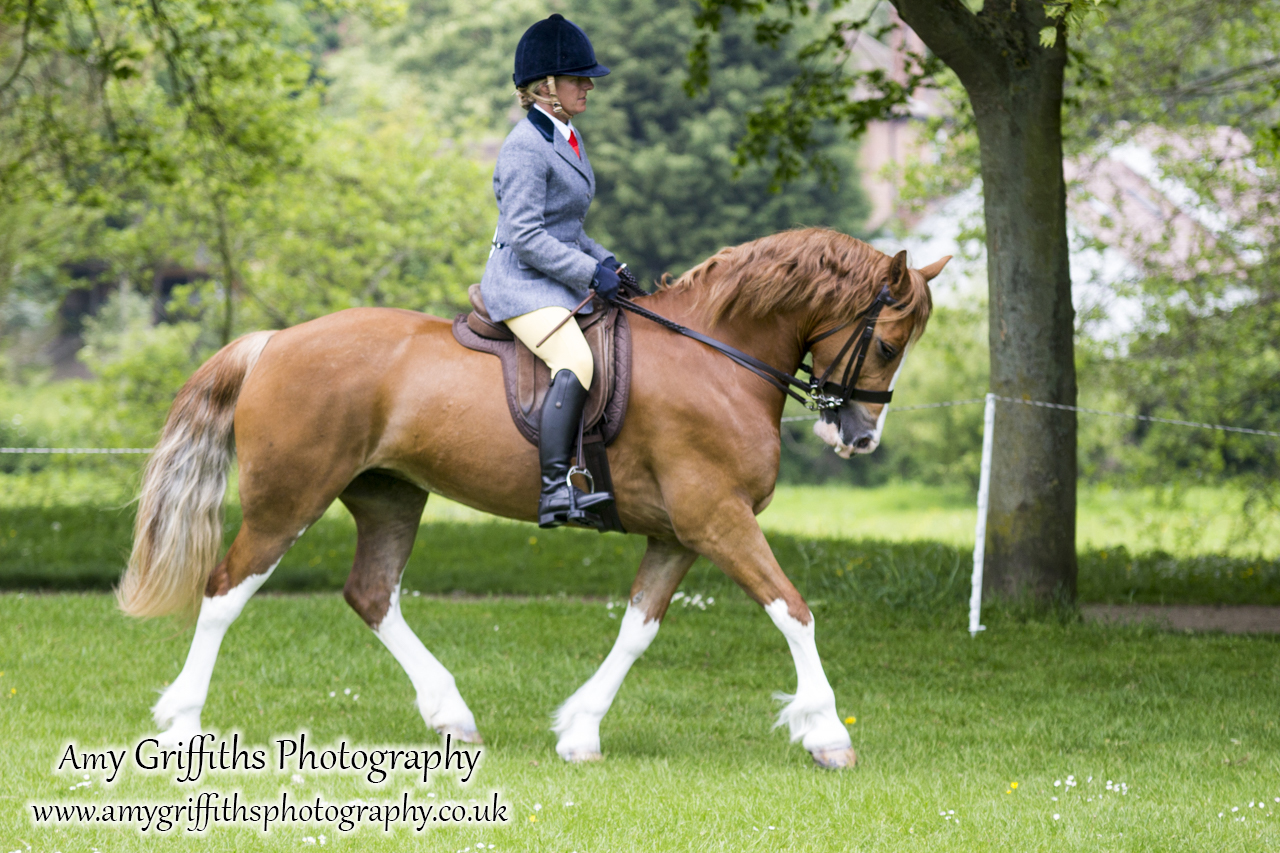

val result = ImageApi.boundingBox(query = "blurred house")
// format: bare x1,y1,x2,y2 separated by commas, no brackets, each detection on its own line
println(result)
856,19,1259,339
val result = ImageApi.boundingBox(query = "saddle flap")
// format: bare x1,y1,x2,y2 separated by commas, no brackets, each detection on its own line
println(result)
524,306,615,424
452,307,631,449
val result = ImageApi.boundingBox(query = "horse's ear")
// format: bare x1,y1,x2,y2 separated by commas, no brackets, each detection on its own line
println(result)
887,250,909,296
919,255,952,282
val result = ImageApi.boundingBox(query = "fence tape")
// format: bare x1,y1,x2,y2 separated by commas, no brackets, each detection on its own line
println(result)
989,395,1280,438
6,394,1276,451
0,447,152,454
781,396,1280,437
780,398,985,422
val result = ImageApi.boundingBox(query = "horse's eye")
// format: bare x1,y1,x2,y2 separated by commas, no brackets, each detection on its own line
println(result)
878,340,898,360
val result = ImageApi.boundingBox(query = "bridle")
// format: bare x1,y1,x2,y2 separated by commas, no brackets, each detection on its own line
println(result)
610,284,899,412
799,284,897,409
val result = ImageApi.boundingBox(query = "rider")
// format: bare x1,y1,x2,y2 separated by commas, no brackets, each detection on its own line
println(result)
479,13,622,530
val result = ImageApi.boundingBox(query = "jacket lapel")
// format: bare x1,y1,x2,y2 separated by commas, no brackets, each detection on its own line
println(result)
553,131,593,186
577,133,596,194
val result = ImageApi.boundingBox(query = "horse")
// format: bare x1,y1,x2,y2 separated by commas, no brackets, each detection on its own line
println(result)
118,228,948,768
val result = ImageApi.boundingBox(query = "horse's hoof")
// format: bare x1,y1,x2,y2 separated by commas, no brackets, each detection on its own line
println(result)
559,749,603,763
810,746,857,769
436,725,483,745
154,723,202,748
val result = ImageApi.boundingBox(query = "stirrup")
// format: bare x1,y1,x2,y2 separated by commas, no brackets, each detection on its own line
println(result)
567,465,594,493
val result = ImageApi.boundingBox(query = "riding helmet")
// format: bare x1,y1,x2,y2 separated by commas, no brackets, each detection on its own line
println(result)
512,14,610,88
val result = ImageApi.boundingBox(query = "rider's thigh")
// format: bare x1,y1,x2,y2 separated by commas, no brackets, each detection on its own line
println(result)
506,306,594,389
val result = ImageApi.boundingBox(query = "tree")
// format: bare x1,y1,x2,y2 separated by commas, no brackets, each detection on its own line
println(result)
0,0,402,347
692,0,1079,602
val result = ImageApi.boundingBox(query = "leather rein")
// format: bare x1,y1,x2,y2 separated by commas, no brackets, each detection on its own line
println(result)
610,285,898,412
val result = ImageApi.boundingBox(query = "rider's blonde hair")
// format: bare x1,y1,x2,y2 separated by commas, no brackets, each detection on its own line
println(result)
516,75,567,115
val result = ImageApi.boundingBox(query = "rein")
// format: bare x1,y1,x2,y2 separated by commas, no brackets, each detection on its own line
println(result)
611,285,898,411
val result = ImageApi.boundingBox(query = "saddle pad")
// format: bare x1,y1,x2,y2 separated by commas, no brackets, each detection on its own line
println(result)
451,300,631,448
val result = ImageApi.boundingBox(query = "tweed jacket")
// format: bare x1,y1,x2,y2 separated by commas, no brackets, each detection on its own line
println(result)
479,108,614,322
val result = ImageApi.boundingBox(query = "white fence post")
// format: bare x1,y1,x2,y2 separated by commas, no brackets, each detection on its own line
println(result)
969,392,996,637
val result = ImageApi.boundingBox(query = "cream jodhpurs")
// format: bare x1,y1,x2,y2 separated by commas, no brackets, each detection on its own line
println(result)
504,306,593,391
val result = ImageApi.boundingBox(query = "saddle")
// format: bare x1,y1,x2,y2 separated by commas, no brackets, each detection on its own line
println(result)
452,284,632,532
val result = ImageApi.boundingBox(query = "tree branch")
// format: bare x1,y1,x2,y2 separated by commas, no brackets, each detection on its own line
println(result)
889,0,1003,91
0,0,38,97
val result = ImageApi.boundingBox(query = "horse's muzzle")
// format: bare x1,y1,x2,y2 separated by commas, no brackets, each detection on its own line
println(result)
813,404,880,458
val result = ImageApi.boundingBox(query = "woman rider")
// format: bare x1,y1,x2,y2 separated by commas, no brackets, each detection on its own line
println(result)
479,13,624,529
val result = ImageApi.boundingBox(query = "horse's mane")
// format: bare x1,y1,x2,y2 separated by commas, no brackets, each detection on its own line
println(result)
657,228,932,335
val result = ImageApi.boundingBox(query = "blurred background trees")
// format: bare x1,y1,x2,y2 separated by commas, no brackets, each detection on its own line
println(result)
1,0,1277,537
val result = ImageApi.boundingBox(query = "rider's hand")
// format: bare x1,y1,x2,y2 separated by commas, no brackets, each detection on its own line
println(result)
592,262,621,303
601,256,621,273
616,263,639,292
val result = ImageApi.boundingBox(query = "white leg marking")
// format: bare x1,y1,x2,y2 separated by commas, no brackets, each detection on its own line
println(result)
374,586,480,742
764,600,851,754
553,605,660,762
152,563,278,745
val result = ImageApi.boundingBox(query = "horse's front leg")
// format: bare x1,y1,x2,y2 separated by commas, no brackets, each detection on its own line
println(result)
679,500,855,769
553,537,696,762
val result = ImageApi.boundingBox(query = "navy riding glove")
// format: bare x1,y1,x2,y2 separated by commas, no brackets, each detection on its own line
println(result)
592,262,621,303
601,256,620,272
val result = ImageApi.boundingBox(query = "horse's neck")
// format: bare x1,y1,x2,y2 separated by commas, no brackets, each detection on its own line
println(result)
642,288,807,376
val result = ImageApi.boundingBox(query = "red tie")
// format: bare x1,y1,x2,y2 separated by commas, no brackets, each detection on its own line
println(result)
568,130,580,158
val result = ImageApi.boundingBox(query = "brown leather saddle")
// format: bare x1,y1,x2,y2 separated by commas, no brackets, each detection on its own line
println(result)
452,284,632,532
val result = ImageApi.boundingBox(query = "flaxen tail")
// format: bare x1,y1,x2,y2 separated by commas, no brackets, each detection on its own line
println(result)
117,330,276,621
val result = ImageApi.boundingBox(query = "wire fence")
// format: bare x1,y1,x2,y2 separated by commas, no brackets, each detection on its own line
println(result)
6,392,1277,452
781,395,1280,438
0,447,152,454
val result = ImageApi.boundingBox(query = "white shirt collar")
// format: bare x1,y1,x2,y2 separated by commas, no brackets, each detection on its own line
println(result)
534,104,575,142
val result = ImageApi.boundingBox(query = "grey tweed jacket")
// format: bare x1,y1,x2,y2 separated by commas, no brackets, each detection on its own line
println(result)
479,108,614,322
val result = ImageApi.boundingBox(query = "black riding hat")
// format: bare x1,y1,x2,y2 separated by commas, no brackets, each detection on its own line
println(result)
512,14,610,88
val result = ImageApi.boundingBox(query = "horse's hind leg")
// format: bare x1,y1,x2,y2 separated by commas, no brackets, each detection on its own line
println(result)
553,537,697,762
153,523,303,745
339,471,481,743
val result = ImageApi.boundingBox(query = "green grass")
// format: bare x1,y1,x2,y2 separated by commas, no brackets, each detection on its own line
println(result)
757,482,1280,557
2,593,1278,851
5,493,1280,605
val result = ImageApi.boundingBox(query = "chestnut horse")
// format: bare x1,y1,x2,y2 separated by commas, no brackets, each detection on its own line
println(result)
119,228,947,768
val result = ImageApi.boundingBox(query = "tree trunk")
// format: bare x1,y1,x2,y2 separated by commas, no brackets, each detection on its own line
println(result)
893,0,1078,602
213,194,237,347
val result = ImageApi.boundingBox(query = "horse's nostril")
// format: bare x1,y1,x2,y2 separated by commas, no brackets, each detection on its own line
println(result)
854,435,873,450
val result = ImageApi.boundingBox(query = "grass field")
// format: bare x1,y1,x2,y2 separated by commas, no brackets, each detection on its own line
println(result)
2,593,1278,852
5,462,1280,554
5,478,1280,605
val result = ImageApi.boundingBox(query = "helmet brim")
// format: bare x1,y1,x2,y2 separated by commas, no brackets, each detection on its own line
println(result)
514,63,610,88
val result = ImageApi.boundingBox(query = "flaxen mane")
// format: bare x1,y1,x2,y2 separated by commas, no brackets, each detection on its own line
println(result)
659,228,932,335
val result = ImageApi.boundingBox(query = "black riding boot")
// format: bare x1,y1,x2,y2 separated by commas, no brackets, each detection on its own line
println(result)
538,369,614,528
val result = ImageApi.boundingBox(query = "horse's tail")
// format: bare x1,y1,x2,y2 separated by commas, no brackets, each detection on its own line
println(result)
117,330,277,622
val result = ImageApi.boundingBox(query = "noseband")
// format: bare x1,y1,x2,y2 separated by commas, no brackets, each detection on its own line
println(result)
610,285,898,412
801,285,897,410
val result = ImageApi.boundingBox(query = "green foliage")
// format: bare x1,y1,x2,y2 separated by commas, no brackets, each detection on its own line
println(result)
688,0,942,188
348,0,871,283
0,0,495,377
888,2,1280,496
218,104,495,325
1067,3,1280,492
79,290,215,445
